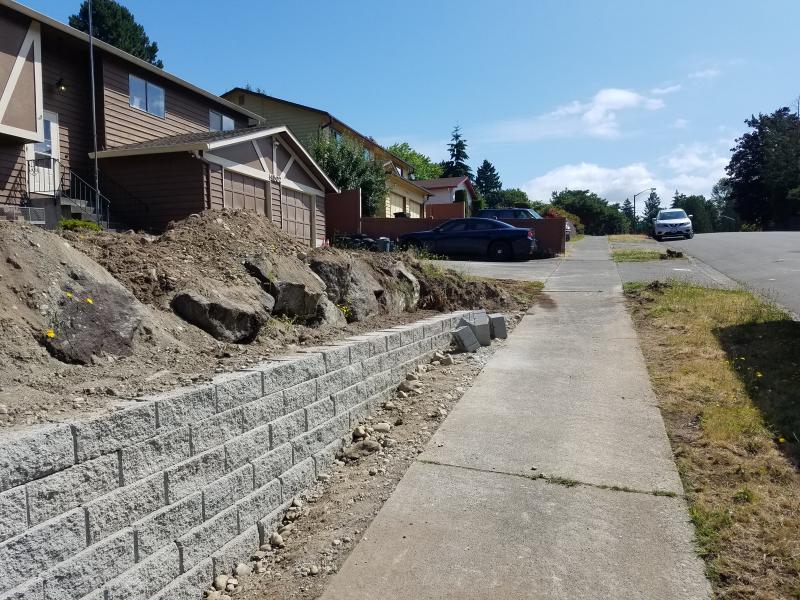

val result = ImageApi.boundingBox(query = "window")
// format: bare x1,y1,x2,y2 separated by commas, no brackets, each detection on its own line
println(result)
332,130,342,143
129,74,165,118
438,220,467,232
470,220,500,230
209,110,235,132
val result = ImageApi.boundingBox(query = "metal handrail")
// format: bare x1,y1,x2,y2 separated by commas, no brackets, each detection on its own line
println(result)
64,168,111,226
26,158,111,226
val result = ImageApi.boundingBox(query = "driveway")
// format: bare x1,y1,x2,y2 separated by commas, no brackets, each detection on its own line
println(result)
664,232,800,315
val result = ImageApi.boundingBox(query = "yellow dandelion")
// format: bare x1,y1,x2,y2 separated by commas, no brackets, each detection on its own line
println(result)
756,372,763,378
778,437,785,443
45,329,55,338
85,297,94,304
65,292,73,299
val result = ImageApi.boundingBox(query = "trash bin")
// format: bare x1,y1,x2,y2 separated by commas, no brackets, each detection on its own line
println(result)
376,237,391,252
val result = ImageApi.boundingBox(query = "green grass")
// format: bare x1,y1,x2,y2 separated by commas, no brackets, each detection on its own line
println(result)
608,234,651,243
611,248,664,262
59,218,101,232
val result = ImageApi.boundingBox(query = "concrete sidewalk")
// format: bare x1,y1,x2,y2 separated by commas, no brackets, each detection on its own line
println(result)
321,237,710,600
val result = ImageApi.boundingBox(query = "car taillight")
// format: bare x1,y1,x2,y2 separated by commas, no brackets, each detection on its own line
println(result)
527,229,534,240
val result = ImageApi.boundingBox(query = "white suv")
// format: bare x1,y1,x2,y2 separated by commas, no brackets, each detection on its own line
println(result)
653,209,693,241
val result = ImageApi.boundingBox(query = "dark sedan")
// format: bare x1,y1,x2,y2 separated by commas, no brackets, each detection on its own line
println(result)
399,218,535,260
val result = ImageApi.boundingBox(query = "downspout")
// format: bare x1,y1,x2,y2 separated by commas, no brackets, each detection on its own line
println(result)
88,0,100,204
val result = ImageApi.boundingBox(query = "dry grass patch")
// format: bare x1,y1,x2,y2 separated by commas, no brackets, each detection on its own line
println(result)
612,248,665,262
608,234,651,243
625,281,800,599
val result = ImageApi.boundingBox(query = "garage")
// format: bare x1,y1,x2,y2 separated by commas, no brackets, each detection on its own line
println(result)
224,171,268,216
280,187,313,241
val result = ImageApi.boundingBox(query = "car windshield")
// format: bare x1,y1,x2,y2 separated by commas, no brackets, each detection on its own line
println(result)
659,210,687,220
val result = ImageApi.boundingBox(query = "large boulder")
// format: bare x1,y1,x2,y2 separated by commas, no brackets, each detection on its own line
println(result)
45,282,144,364
309,256,383,322
385,262,420,312
171,285,273,343
244,255,345,328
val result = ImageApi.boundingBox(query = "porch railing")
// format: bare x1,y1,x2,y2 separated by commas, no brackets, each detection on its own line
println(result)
26,158,111,226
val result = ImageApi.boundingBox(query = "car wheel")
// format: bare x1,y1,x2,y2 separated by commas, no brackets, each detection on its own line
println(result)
488,241,513,261
685,232,694,239
655,234,663,242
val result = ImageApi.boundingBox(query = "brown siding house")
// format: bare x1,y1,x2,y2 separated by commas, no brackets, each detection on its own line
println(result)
0,0,337,244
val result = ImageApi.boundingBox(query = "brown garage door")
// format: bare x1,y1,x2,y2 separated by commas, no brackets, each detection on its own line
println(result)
280,187,312,242
224,171,268,215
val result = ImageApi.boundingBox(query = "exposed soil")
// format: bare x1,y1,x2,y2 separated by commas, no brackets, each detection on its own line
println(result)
212,315,523,600
0,212,540,431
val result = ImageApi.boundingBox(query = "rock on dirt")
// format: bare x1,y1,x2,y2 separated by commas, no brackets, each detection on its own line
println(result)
171,285,273,343
309,254,384,322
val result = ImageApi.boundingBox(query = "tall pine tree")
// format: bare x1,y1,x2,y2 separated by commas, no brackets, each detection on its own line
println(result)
475,160,501,195
621,198,635,231
70,0,163,67
643,190,662,224
440,126,473,178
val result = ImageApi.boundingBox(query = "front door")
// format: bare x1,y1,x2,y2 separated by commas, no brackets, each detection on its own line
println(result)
25,111,59,195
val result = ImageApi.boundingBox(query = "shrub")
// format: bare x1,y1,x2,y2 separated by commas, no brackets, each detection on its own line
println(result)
59,218,101,232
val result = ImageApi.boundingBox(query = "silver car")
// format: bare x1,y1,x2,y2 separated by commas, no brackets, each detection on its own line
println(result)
653,209,693,241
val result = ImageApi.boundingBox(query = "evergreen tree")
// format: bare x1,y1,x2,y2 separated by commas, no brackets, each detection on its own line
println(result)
440,126,473,178
642,190,662,225
475,160,501,195
70,0,163,67
621,198,635,231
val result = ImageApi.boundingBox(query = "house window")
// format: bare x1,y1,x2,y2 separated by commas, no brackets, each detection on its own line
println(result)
332,130,342,143
129,74,165,118
209,110,235,132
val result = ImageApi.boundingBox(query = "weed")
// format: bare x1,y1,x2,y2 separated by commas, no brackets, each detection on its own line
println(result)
732,487,756,504
608,234,650,243
611,248,664,262
547,476,580,488
59,218,101,232
652,490,678,497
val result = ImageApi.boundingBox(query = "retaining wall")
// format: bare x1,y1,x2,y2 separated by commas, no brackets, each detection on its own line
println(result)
0,310,481,600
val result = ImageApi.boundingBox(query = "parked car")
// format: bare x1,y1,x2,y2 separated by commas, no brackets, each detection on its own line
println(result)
474,207,543,220
653,209,694,240
399,218,535,260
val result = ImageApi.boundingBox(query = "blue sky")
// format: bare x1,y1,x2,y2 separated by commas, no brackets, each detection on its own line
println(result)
28,0,800,210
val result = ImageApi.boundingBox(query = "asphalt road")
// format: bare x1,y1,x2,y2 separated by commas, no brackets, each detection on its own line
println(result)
664,232,800,316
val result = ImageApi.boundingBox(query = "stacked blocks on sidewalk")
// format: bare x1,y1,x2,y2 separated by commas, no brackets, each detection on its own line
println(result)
488,314,507,339
457,312,491,347
452,326,480,353
0,310,483,600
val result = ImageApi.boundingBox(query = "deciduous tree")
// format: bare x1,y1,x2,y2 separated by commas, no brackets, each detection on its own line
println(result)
387,142,443,180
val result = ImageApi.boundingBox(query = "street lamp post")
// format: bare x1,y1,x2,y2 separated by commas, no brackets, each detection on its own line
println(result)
632,187,656,232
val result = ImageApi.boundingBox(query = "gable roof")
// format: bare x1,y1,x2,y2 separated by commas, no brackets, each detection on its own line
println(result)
2,0,263,124
413,176,477,200
224,87,414,171
90,125,339,193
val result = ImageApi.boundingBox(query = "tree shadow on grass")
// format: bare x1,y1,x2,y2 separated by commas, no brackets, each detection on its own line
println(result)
715,320,800,468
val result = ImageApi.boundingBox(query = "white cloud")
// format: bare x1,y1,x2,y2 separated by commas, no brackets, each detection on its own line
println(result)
651,84,682,95
688,68,720,80
672,118,689,129
522,163,664,203
486,87,665,142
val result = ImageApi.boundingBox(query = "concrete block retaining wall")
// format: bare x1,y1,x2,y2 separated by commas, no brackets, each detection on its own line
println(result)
0,310,482,600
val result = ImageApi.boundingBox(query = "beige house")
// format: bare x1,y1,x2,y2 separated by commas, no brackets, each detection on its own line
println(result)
223,88,430,218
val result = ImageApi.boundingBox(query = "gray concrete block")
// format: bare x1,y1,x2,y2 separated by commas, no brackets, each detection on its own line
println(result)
365,333,388,356
148,557,212,600
292,414,349,463
283,380,316,413
269,410,307,448
432,331,454,350
468,312,492,346
42,527,135,600
299,345,350,372
224,423,270,470
0,577,43,600
347,400,372,428
339,337,372,361
259,354,325,394
361,353,387,375
452,325,480,352
73,403,157,463
85,473,164,545
423,319,444,338
400,324,425,346
332,382,366,415
190,407,243,454
379,330,402,351
305,397,335,430
0,487,27,542
488,313,508,339
241,391,284,432
0,508,84,593
176,505,237,572
364,371,393,399
313,439,344,478
154,385,215,430
0,423,74,492
236,479,282,528
212,524,259,577
279,458,316,499
120,426,190,484
256,501,291,544
134,493,202,559
165,447,225,504
316,363,364,398
26,452,119,526
103,543,180,600
214,370,263,412
251,444,293,489
203,464,253,519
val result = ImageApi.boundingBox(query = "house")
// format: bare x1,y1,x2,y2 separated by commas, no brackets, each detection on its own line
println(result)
222,87,431,219
0,0,337,245
413,176,478,213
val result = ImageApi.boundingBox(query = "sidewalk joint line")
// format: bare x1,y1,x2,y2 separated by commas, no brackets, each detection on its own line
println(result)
417,458,683,499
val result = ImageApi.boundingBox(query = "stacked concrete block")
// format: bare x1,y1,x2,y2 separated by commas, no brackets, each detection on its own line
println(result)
0,309,484,600
453,326,480,352
488,313,508,339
